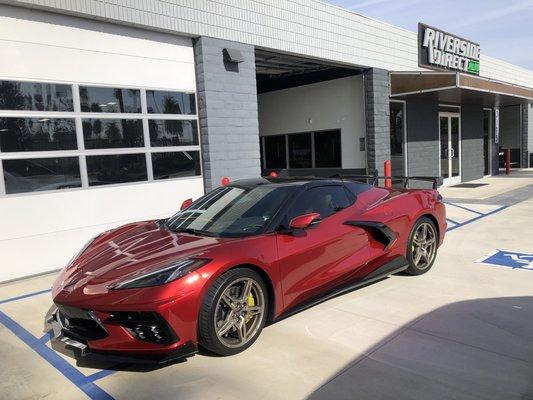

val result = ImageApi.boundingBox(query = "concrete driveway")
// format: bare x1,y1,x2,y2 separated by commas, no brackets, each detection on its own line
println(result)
1,170,533,400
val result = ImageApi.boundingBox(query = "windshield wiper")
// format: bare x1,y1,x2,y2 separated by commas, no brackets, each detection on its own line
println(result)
168,227,216,237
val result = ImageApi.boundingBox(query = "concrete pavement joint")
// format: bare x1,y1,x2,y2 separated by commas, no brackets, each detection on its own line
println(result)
0,288,51,305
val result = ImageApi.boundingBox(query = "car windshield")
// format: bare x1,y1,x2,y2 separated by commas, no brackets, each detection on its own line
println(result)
166,185,295,237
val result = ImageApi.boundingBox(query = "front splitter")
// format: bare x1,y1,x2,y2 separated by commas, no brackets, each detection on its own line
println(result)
44,305,197,364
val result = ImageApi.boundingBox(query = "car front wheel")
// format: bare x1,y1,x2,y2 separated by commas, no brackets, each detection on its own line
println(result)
198,268,268,356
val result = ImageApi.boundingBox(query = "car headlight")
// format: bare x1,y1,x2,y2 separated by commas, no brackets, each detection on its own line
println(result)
111,258,210,289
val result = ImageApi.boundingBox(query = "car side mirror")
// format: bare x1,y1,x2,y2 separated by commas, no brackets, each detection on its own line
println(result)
289,213,321,230
180,198,193,210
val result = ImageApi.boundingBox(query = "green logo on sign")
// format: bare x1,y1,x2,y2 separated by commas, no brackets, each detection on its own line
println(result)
467,60,480,75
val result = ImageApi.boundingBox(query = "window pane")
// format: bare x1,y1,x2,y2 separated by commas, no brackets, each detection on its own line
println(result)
0,80,73,111
289,186,350,220
314,130,341,168
79,86,141,113
389,102,405,176
288,133,312,168
86,154,147,186
0,118,77,152
146,90,196,115
152,151,201,180
264,135,286,169
82,119,143,149
148,120,198,147
3,157,81,194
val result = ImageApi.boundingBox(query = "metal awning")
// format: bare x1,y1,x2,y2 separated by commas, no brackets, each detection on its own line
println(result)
390,72,533,106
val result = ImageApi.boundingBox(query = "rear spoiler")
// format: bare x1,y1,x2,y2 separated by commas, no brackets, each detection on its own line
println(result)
330,170,443,190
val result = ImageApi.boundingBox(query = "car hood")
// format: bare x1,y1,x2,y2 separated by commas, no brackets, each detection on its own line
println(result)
56,220,227,294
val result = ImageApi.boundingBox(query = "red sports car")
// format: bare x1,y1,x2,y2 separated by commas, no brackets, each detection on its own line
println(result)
45,176,446,362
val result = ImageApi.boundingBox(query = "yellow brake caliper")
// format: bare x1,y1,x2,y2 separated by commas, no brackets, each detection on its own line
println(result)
245,293,255,323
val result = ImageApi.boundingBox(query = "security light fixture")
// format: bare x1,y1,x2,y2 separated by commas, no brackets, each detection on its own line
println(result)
223,48,244,64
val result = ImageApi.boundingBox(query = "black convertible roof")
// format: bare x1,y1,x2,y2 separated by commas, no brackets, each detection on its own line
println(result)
228,177,373,190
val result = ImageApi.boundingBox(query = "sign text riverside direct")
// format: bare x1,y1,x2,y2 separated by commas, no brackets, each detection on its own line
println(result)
419,23,480,75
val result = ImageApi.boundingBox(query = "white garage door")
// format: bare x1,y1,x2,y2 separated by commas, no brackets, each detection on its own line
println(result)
0,5,204,282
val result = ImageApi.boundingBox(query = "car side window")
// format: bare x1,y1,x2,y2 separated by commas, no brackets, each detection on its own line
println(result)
288,186,351,221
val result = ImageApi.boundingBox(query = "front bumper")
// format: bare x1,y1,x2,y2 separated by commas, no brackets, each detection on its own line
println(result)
44,305,197,364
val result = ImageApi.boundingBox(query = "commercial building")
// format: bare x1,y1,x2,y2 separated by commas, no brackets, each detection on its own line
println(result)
0,0,532,281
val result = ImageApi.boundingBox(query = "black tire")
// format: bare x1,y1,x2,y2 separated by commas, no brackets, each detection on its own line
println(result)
198,268,268,356
405,217,438,276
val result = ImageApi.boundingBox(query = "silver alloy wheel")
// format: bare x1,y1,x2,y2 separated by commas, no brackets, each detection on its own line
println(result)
214,277,265,348
412,222,437,270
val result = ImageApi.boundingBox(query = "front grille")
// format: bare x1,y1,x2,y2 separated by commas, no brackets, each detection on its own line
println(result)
56,304,108,342
106,311,178,345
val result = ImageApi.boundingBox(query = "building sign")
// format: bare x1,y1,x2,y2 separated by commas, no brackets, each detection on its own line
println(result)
418,23,480,75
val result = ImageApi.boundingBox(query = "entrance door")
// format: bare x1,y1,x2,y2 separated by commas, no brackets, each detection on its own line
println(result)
439,113,461,186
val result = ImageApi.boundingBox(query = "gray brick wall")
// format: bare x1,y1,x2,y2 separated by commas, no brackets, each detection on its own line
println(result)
521,104,529,168
365,68,390,175
194,37,261,192
406,97,439,183
461,104,484,182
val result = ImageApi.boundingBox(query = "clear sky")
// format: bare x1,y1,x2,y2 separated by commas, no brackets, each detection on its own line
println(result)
322,0,533,70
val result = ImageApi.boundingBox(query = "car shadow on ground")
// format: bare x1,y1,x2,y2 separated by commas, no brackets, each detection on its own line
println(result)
65,293,533,400
70,276,401,371
306,296,533,400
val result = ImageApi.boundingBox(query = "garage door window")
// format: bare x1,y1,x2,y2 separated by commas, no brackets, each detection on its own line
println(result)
0,80,73,112
146,90,196,115
2,157,81,194
86,154,147,186
262,129,341,170
148,120,199,147
79,86,141,113
82,119,144,149
0,79,201,196
152,151,201,180
0,117,77,152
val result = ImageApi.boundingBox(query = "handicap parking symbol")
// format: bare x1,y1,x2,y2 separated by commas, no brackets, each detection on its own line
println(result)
476,250,533,271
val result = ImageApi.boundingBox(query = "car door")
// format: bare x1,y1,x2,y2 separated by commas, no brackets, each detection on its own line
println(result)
276,185,370,311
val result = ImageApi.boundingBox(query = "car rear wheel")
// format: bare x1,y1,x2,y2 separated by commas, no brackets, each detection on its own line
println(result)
198,268,268,356
405,217,438,275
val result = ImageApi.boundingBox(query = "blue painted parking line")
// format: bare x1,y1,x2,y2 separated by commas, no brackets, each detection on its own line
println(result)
0,288,121,399
446,218,460,225
0,288,51,305
447,205,508,232
0,309,115,400
444,201,485,215
87,366,128,383
37,331,53,345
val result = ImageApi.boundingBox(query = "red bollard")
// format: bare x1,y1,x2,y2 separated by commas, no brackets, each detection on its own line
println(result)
505,149,511,176
384,160,392,188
